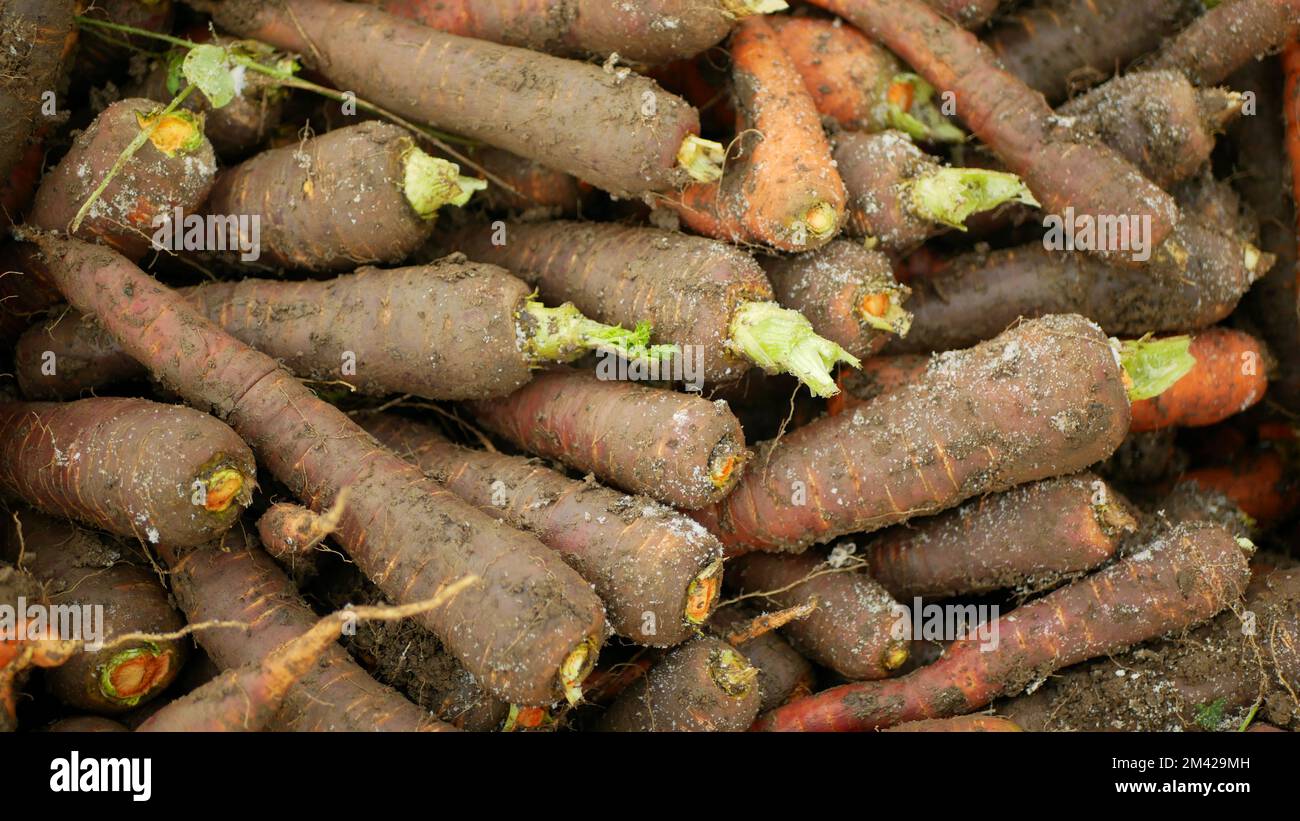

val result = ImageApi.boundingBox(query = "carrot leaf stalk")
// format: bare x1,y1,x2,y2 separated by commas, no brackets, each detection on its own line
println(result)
520,299,679,365
402,148,486,218
684,559,725,626
906,167,1039,231
857,288,913,337
1119,335,1197,401
728,301,862,397
885,73,966,144
723,0,791,15
677,135,727,183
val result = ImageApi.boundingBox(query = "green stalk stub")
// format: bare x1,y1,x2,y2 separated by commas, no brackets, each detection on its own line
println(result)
521,298,678,365
684,560,724,625
796,200,840,246
136,108,206,157
402,147,487,219
906,167,1039,231
885,73,966,145
678,135,727,183
709,647,759,698
1119,335,1196,402
723,0,790,15
559,637,599,706
728,301,861,398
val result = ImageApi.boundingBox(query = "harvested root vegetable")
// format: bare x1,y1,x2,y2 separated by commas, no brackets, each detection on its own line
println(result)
205,122,481,272
866,473,1136,600
770,16,963,143
755,522,1253,731
1147,0,1300,88
75,0,174,73
28,233,607,706
884,716,1022,732
1181,449,1300,527
728,550,910,680
759,240,911,360
467,368,749,510
373,0,785,65
15,259,668,401
256,502,336,575
669,16,847,252
193,0,720,197
365,414,724,645
444,220,859,394
0,397,254,547
47,716,130,732
1,562,82,732
595,636,761,731
833,130,1037,254
707,604,815,712
0,0,75,183
695,314,1149,553
467,147,592,217
1129,328,1269,433
29,98,215,260
1,510,188,714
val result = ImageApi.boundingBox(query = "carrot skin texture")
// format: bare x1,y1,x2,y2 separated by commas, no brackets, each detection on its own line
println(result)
832,130,953,253
729,551,909,680
755,522,1252,731
866,473,1135,600
364,414,725,646
443,220,774,384
923,0,998,27
16,260,538,401
159,539,453,731
1182,450,1300,527
205,122,434,272
0,397,254,547
760,239,907,360
30,98,216,261
884,716,1022,732
984,0,1201,104
200,0,700,198
2,511,189,714
468,368,749,510
1129,329,1268,433
28,234,607,706
806,0,1178,259
595,636,761,732
1148,0,1300,88
670,16,847,251
47,716,130,732
707,604,815,712
888,221,1267,354
469,147,590,216
0,0,75,183
375,0,741,64
695,314,1130,553
839,354,929,408
75,0,174,74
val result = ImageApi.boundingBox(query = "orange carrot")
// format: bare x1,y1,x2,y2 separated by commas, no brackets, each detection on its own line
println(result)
1285,40,1300,251
669,16,847,251
1129,328,1269,432
1181,449,1300,527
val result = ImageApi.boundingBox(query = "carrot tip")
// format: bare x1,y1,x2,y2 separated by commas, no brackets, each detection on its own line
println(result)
728,300,861,397
135,108,205,157
882,641,910,671
684,559,724,625
401,146,485,219
677,135,726,183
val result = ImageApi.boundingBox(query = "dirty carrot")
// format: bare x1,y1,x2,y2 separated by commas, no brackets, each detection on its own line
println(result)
0,1,75,184
707,604,815,711
1129,328,1269,432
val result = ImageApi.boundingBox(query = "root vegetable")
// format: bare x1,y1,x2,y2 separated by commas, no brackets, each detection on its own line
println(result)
706,604,814,711
1129,328,1268,432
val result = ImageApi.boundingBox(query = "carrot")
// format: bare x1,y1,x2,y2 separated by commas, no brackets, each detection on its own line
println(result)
191,0,723,197
158,534,456,731
466,367,749,510
256,502,335,576
694,314,1163,554
0,562,82,731
595,636,761,731
0,397,255,547
838,353,929,409
669,15,848,252
74,0,174,73
883,716,1022,732
364,414,725,646
1181,449,1300,527
706,604,815,711
1,510,189,714
128,38,287,160
832,130,1036,253
984,0,1201,103
1129,328,1269,433
204,122,481,272
923,0,999,27
29,98,216,261
371,0,785,64
759,239,910,361
1287,40,1300,246
27,233,607,706
1148,0,1300,88
728,550,910,680
0,0,75,183
0,134,46,231
769,16,963,143
14,259,668,401
866,473,1136,600
1099,429,1187,488
1002,566,1299,732
467,146,593,217
443,219,860,394
1056,71,1243,189
47,716,130,732
0,243,62,345
754,522,1254,731
806,0,1179,263
887,220,1270,355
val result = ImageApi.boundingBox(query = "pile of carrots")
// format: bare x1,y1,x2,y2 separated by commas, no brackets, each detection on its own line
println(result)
0,0,1297,734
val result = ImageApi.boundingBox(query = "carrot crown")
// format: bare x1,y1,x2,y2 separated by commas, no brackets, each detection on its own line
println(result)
519,298,678,365
708,647,759,698
857,287,913,337
728,301,861,397
885,74,966,145
677,135,727,183
906,167,1039,231
1118,335,1196,401
401,147,487,219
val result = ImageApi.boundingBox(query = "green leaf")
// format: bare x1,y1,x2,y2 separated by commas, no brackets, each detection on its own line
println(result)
164,49,187,96
182,44,236,109
1120,335,1196,402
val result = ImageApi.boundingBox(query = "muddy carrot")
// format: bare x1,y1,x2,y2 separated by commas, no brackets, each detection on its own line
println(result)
0,1,75,184
706,604,815,711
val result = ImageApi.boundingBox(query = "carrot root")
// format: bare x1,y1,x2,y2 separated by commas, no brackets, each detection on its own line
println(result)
100,644,172,707
886,73,965,144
